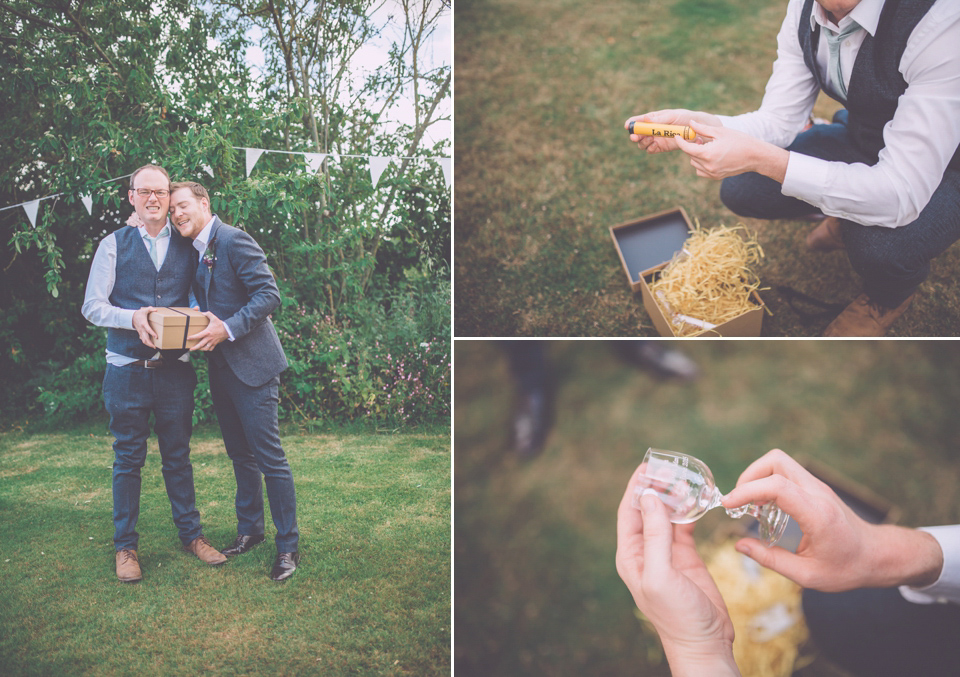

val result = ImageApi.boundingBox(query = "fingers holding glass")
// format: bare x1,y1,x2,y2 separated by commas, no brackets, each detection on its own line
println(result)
632,448,788,547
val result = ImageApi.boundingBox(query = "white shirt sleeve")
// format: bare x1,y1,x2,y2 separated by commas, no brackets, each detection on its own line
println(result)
721,0,960,229
81,233,136,330
899,526,960,605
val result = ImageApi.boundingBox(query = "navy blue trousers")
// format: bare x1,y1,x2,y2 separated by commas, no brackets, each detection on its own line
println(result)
720,111,960,307
803,587,960,676
103,361,202,551
208,359,299,553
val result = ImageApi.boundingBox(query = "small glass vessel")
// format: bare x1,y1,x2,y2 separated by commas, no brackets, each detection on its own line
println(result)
632,448,788,547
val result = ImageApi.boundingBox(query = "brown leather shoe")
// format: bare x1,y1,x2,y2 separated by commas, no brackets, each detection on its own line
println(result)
823,292,916,336
116,549,142,583
185,536,228,566
806,216,845,252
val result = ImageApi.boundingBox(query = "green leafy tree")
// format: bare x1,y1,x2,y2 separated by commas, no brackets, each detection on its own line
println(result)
0,0,450,427
211,0,451,318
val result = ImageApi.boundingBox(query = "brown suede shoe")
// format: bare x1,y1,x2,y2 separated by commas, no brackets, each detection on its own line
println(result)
116,549,142,583
823,292,916,336
806,216,845,252
185,536,228,566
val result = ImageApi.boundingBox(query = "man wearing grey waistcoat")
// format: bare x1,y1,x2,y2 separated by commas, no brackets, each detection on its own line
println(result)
82,164,228,583
625,0,960,337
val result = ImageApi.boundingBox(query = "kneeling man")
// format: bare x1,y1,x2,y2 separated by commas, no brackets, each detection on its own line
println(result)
169,181,300,581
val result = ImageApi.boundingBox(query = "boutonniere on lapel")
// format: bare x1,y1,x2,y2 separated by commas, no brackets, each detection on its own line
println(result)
202,238,217,270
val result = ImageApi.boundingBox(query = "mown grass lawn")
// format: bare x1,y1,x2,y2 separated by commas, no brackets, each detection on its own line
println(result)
0,423,450,676
454,340,960,675
454,0,960,336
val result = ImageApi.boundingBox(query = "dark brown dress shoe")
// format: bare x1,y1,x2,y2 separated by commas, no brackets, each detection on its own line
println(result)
806,216,845,252
823,292,916,336
270,551,300,581
221,534,266,557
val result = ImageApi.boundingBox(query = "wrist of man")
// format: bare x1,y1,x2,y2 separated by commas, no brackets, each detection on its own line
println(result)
662,638,740,677
751,142,788,184
120,308,138,330
693,111,723,128
869,524,943,589
132,307,150,325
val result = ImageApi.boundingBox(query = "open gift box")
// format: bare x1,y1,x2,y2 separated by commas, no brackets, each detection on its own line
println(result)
609,207,765,336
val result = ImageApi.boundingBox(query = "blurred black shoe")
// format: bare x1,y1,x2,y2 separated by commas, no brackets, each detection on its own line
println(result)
630,342,699,381
513,390,548,459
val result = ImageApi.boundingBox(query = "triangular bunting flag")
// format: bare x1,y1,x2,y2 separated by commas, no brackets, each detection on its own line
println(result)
369,156,392,188
22,199,40,228
304,153,327,174
440,158,451,188
245,148,266,177
201,165,214,178
80,194,93,215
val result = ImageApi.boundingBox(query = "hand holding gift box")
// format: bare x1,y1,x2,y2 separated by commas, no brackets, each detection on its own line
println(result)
185,308,230,352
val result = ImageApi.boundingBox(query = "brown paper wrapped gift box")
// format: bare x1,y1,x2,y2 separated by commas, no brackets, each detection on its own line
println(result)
147,307,210,350
609,207,765,337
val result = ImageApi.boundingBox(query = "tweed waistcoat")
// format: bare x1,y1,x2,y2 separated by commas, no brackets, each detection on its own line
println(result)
798,0,960,169
106,225,196,359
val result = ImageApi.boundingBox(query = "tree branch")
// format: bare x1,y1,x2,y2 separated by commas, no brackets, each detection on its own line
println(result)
361,69,449,290
58,1,122,78
0,0,75,32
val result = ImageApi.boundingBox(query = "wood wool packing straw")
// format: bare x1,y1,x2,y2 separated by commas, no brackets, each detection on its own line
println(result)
648,222,768,336
705,542,812,676
632,541,812,676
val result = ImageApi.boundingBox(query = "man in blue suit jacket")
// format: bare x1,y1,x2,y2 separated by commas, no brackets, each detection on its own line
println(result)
169,181,300,581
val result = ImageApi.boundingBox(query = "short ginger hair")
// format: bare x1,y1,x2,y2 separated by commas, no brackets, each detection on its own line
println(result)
170,181,210,202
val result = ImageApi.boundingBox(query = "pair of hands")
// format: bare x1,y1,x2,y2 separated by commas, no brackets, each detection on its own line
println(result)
616,449,944,674
623,108,788,183
131,306,229,352
126,216,227,351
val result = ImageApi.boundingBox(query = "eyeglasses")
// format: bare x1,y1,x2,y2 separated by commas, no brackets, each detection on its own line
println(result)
133,189,170,198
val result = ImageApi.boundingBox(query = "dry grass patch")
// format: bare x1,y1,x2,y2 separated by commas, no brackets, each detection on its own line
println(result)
455,0,960,336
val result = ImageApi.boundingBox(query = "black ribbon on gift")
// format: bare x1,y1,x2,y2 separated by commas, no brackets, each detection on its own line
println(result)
163,307,194,349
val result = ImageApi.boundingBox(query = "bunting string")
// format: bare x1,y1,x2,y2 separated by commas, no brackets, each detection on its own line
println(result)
0,148,451,227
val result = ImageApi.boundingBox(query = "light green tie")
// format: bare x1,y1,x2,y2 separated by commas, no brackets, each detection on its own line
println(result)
825,19,861,102
143,225,170,269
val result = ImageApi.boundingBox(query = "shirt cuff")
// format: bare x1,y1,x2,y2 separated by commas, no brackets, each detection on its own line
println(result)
225,322,236,342
899,526,960,605
781,151,829,210
119,308,137,330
